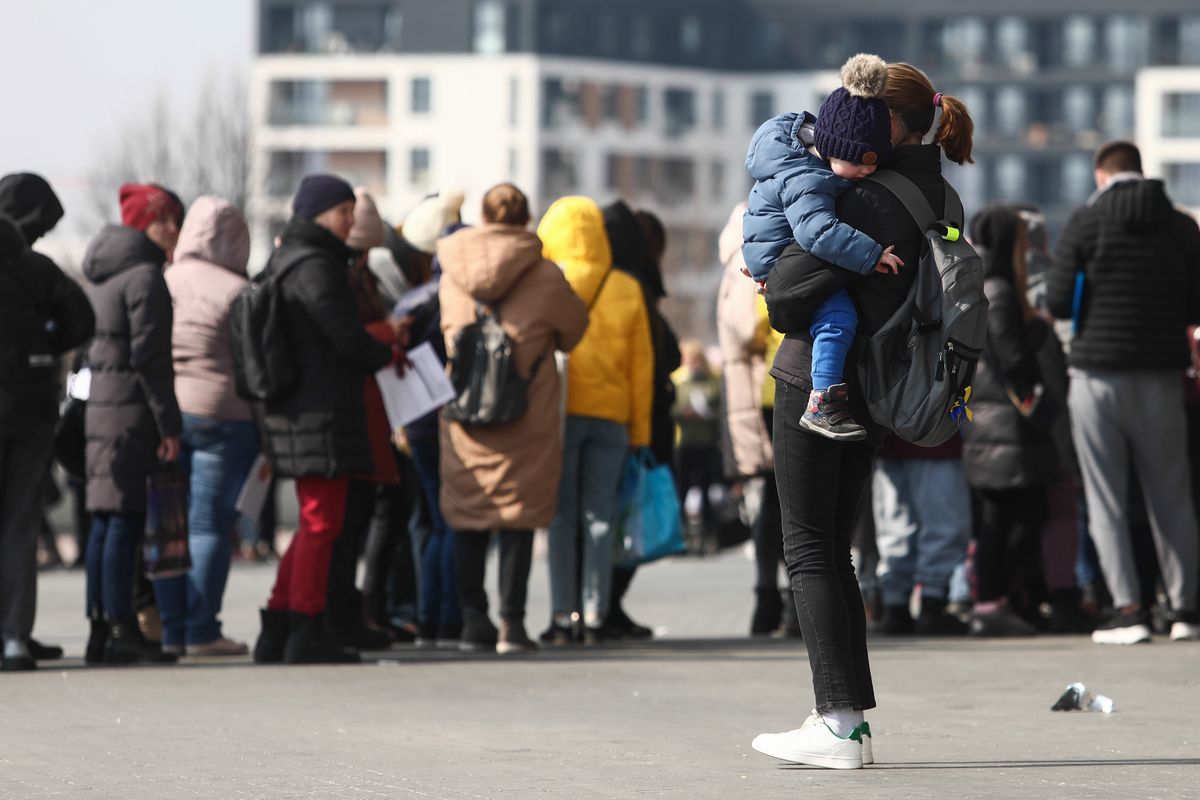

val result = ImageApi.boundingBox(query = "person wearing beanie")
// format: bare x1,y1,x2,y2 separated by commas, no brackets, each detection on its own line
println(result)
401,189,465,255
742,53,902,442
251,175,395,665
120,183,185,263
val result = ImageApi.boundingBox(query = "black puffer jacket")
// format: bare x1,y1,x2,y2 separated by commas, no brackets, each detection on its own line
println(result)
1046,178,1200,371
767,145,950,434
960,207,1059,490
259,216,393,478
602,201,681,465
83,226,181,512
0,175,95,434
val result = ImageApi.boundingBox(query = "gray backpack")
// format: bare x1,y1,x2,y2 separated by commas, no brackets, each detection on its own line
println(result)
857,171,988,446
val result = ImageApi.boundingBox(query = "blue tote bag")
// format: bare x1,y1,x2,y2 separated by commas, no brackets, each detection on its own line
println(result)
614,450,686,568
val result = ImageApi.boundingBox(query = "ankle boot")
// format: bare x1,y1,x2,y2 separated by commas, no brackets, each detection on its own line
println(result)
253,608,290,664
284,612,361,664
915,597,967,636
751,588,784,636
105,618,178,665
85,616,109,665
459,607,498,652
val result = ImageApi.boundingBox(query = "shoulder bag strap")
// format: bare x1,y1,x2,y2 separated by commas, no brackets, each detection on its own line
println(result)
587,268,612,312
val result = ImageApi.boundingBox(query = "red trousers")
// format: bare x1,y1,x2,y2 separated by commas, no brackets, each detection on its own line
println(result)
267,476,349,616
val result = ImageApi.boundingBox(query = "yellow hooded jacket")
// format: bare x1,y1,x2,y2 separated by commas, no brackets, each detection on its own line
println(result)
538,197,654,447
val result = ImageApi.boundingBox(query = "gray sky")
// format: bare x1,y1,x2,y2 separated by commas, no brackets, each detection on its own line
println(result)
0,0,254,239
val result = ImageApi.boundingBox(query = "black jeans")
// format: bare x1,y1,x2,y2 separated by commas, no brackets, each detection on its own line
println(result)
455,530,533,622
774,381,877,713
974,487,1048,604
326,479,377,628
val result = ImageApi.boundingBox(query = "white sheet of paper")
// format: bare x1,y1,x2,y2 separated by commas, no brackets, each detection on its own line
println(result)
235,454,272,520
67,368,91,401
375,343,456,431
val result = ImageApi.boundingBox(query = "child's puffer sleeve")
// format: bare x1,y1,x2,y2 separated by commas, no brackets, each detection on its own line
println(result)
780,171,883,275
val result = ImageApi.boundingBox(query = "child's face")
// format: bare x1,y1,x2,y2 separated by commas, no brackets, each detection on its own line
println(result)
829,158,878,180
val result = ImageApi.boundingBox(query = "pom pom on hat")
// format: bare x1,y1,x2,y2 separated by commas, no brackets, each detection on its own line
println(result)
401,189,465,255
840,53,888,99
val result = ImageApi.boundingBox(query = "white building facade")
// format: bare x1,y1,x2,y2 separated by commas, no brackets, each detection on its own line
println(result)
249,53,833,336
1137,67,1200,219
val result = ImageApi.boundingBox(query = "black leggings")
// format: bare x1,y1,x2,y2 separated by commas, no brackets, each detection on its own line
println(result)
455,530,533,622
774,381,877,713
973,487,1048,604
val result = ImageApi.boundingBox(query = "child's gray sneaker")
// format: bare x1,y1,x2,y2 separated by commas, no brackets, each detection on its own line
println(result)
800,384,867,441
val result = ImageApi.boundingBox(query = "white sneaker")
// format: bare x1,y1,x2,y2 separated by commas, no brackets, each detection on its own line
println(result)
751,712,864,770
187,637,250,657
1171,622,1200,641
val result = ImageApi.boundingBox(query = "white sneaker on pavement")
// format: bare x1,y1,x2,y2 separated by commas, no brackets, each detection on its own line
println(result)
751,712,864,770
1170,621,1200,641
187,637,249,657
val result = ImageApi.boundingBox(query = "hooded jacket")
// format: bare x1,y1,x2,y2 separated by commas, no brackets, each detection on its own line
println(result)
602,201,680,464
743,112,884,281
538,197,654,447
0,176,95,434
437,224,588,531
165,196,253,422
258,215,394,479
82,225,181,512
716,203,774,478
960,207,1059,490
1047,177,1200,371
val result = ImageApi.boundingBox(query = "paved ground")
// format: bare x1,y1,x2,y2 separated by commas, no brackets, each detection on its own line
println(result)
4,546,1199,799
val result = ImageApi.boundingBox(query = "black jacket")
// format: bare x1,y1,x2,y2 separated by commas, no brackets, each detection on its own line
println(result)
260,216,393,479
83,226,181,512
603,201,681,465
1046,178,1200,371
767,145,952,429
960,207,1059,489
0,178,94,434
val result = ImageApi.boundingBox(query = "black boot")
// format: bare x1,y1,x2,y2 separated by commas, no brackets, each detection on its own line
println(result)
751,588,784,636
283,612,360,664
105,619,178,665
876,604,915,635
459,607,498,652
326,602,393,651
1048,588,1095,634
85,616,109,665
915,597,967,636
253,608,290,664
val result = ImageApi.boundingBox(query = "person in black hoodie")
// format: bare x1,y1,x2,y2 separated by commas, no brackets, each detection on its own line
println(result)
961,205,1060,637
0,173,94,671
252,174,395,665
1046,141,1200,645
599,202,680,640
81,183,184,666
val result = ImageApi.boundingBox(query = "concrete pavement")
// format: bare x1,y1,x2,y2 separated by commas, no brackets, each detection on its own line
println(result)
3,549,1198,799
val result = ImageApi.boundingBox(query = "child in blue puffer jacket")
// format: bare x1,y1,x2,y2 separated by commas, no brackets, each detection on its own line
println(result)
743,53,902,441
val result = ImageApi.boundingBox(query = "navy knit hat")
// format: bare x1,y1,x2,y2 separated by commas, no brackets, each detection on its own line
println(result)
293,174,356,221
813,54,893,167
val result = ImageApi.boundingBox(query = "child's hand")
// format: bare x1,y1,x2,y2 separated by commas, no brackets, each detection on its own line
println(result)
756,280,767,295
874,245,904,275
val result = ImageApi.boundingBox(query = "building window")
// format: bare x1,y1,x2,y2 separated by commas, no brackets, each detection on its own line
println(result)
1063,16,1096,67
995,16,1033,73
941,18,987,74
410,148,431,189
660,158,696,205
268,80,388,127
711,160,726,200
712,89,725,131
1164,93,1200,138
1061,155,1093,204
995,87,1026,138
508,148,519,181
664,88,696,138
1064,86,1097,135
509,77,520,127
750,91,775,128
994,155,1025,201
1165,163,1200,207
541,148,578,201
474,0,508,54
1182,16,1200,66
631,15,653,59
1104,15,1149,70
542,78,581,130
1102,86,1134,138
681,15,703,56
264,3,402,54
411,77,431,114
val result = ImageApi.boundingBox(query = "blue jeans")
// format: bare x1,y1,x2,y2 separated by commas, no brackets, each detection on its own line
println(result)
810,288,857,392
86,513,143,622
872,457,971,607
153,415,259,646
548,415,628,626
409,438,460,627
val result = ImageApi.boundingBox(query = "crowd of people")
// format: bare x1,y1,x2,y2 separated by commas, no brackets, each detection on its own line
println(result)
0,61,1196,709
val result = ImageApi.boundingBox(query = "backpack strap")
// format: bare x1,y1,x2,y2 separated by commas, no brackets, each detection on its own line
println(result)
863,171,942,232
588,268,612,312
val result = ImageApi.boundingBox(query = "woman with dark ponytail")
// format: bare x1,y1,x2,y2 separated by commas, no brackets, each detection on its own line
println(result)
751,61,975,769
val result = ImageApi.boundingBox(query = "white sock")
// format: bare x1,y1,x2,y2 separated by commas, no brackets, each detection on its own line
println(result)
822,708,865,738
3,637,29,659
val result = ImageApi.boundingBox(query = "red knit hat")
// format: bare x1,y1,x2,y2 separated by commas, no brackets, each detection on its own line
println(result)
119,183,183,231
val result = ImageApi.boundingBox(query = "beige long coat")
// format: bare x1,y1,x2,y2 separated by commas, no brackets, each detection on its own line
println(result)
437,224,588,531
